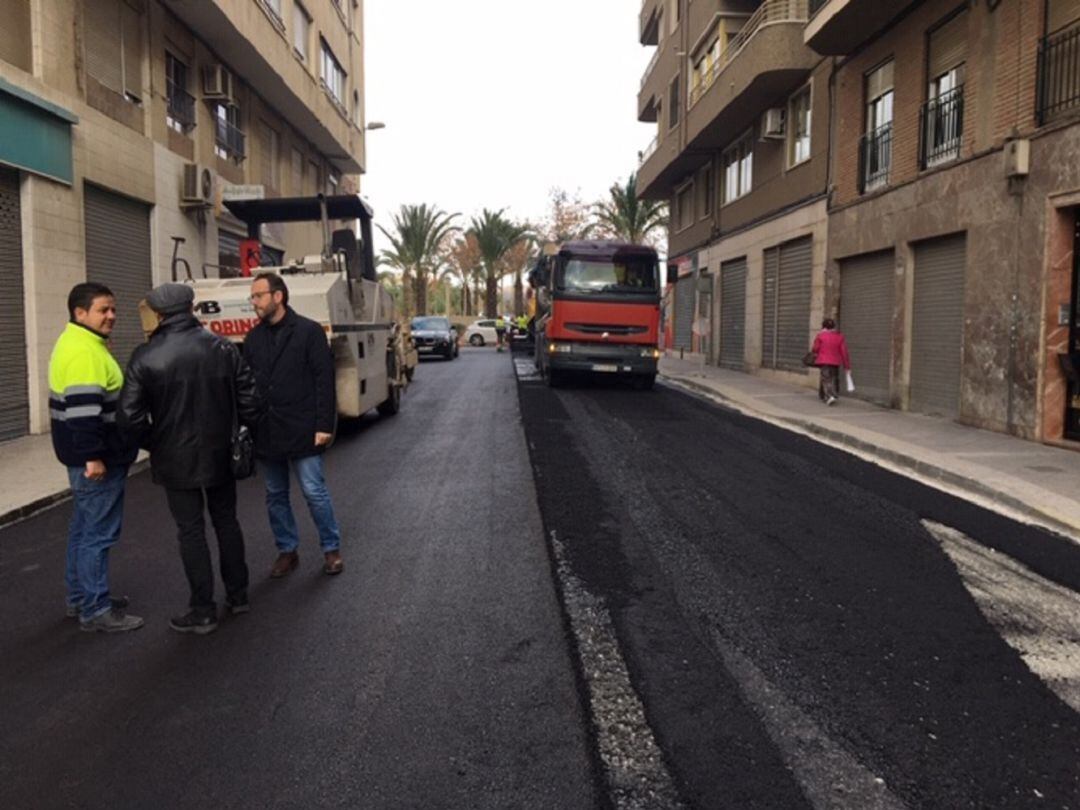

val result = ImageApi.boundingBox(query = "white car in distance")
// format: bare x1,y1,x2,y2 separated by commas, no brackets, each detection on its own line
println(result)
464,319,500,347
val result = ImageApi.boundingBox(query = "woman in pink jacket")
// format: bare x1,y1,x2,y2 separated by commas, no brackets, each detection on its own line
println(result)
811,318,851,406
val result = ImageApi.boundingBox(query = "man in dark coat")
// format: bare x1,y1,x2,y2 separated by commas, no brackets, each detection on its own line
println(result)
242,272,344,577
119,283,262,634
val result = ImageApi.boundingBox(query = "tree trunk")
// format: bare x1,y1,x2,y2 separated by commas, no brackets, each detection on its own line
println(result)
444,280,452,316
513,270,524,316
415,273,427,315
463,285,471,316
485,270,498,319
402,268,414,320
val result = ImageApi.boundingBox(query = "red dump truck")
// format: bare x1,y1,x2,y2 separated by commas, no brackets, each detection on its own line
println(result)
531,240,662,389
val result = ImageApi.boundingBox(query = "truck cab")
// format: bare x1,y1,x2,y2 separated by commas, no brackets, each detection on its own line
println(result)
532,240,662,388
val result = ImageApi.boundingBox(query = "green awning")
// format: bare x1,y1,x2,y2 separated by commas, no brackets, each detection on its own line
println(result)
0,80,77,185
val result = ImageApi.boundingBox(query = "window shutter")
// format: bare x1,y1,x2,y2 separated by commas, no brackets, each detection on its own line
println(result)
866,60,894,101
84,0,123,94
1047,0,1080,33
928,11,968,80
121,0,143,99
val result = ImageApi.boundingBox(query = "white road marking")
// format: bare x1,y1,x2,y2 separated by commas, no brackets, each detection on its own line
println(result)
923,520,1080,713
549,530,685,809
513,357,541,382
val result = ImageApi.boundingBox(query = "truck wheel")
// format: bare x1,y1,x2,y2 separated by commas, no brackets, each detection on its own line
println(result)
377,355,401,416
546,368,563,388
633,373,656,391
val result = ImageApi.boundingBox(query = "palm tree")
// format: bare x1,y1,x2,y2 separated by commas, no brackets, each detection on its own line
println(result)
378,204,460,318
468,209,530,318
593,173,668,245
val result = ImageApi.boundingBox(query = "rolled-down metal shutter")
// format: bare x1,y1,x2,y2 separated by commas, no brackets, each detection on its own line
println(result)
84,185,152,370
839,250,894,405
720,257,747,368
674,274,695,350
763,236,813,371
0,167,28,441
911,233,966,418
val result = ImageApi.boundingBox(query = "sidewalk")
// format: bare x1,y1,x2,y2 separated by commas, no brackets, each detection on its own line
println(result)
0,434,147,528
659,355,1080,541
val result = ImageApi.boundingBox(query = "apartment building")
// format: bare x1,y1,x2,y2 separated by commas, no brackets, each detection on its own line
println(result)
638,0,830,380
811,0,1080,442
0,0,367,442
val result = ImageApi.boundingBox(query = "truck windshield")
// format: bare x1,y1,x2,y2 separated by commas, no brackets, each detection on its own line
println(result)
559,258,658,294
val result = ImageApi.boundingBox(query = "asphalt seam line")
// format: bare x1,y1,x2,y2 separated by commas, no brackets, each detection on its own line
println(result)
548,530,687,810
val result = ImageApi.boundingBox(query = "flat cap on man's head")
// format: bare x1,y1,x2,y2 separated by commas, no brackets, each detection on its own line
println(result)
146,283,195,315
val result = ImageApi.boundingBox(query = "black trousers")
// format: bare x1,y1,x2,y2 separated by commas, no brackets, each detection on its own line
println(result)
164,481,249,614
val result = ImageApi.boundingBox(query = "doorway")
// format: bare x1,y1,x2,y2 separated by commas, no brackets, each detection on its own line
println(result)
1066,211,1080,440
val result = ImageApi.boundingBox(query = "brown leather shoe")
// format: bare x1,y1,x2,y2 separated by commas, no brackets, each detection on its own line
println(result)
323,550,344,576
270,551,299,579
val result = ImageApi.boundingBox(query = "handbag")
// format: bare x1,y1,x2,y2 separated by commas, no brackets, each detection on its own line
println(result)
802,350,818,367
230,384,255,480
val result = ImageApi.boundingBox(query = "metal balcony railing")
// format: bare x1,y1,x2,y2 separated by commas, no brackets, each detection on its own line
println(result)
919,85,964,169
688,0,809,108
809,0,828,16
858,122,892,194
639,135,659,166
214,115,246,160
1037,22,1080,125
166,80,196,131
641,47,661,88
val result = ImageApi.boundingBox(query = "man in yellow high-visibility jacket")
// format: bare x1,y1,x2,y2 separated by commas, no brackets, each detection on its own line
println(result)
49,282,142,633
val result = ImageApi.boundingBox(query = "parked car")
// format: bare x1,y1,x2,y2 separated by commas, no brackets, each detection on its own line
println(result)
464,319,500,346
410,316,458,360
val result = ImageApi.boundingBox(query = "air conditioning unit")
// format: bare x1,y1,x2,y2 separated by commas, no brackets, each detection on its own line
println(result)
762,107,786,138
181,163,214,207
202,65,233,102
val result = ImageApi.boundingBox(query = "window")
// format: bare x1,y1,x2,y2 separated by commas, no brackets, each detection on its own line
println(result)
258,121,279,189
83,0,143,103
698,165,713,218
788,86,812,166
722,133,753,204
353,90,362,128
327,169,340,194
215,104,245,162
165,51,195,133
307,159,321,195
668,76,680,130
861,61,894,192
293,2,310,61
320,38,346,106
1039,0,1080,122
675,182,694,231
690,36,721,105
922,12,966,167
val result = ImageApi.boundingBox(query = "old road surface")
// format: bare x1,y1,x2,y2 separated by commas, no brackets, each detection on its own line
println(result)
4,346,1080,809
515,356,1080,810
0,348,597,810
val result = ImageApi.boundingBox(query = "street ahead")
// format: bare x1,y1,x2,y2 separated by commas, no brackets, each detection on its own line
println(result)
2,348,1080,809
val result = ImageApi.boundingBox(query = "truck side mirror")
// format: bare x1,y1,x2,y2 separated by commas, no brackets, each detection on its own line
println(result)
666,264,678,285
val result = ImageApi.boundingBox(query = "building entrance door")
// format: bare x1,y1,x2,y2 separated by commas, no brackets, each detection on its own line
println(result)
1066,211,1080,440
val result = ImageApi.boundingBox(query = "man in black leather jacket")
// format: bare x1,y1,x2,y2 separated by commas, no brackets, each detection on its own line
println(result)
118,283,262,635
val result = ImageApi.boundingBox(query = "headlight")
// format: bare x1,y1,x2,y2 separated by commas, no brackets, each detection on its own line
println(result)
640,348,661,359
547,343,573,354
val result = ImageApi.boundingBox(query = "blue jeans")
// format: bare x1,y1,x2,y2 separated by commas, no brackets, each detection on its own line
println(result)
260,455,341,553
65,464,127,621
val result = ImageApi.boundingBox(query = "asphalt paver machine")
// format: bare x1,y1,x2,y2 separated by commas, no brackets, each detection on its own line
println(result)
185,194,415,418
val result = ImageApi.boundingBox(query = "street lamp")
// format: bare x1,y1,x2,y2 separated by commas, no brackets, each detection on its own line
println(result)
365,121,386,130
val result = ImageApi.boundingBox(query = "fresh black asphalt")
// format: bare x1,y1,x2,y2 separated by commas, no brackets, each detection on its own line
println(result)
0,349,596,810
517,371,1080,809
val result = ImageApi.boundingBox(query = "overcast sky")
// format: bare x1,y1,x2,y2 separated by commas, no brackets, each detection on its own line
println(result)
361,0,655,249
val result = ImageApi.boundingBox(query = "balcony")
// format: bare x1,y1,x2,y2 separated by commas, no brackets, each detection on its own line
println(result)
166,0,362,173
639,39,677,123
641,0,660,45
858,123,892,194
1037,22,1080,125
684,0,816,153
805,0,920,55
919,86,964,169
638,135,659,167
166,80,196,131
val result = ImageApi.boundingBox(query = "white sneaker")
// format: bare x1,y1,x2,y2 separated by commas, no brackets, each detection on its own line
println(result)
826,396,837,406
